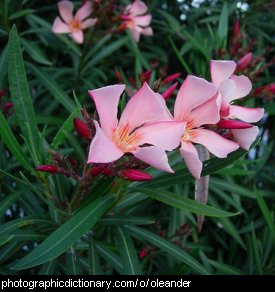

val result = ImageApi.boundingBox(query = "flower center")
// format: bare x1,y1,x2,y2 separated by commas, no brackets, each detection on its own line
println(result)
113,123,141,152
181,121,198,141
68,20,82,31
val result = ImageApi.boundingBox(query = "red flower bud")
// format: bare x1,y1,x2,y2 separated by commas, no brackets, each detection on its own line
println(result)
103,168,113,176
3,102,13,112
36,165,59,174
129,76,137,88
90,165,105,177
217,119,253,129
254,86,265,94
162,73,181,84
162,82,178,100
139,249,148,259
115,68,122,82
268,83,275,94
122,169,152,181
0,89,4,98
237,52,252,71
73,118,91,140
139,70,151,83
119,15,132,21
234,20,240,40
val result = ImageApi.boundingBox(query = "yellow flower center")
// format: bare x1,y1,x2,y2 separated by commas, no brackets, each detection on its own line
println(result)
68,20,82,31
181,120,198,141
113,123,141,152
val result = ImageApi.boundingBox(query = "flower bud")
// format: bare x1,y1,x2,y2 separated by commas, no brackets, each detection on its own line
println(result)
139,249,148,259
0,89,4,98
36,165,59,174
162,72,181,84
115,68,122,82
3,102,13,112
139,70,151,83
217,119,253,129
234,20,240,40
122,169,152,181
237,52,252,71
73,118,91,140
90,165,105,177
162,82,178,100
268,83,275,94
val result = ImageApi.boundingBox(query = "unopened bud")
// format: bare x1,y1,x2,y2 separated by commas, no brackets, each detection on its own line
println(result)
122,169,152,181
73,118,91,140
162,73,181,84
36,165,59,174
139,249,148,259
268,83,275,94
115,68,122,82
234,20,240,40
129,76,137,88
237,52,252,71
217,119,253,129
90,165,105,177
3,102,13,112
162,82,178,100
139,70,151,83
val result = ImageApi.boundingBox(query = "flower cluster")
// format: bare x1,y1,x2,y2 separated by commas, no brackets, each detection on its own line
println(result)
52,0,153,44
86,60,264,179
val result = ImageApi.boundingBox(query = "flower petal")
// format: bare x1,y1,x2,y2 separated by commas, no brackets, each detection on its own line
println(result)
52,17,70,33
129,0,148,15
70,30,84,44
132,146,174,173
174,75,217,120
188,95,221,127
210,60,236,88
230,75,252,101
119,82,172,131
232,126,259,150
81,18,97,29
87,121,124,164
58,0,73,23
129,28,140,42
228,105,264,123
88,84,125,138
191,128,239,158
218,78,236,106
179,141,202,179
141,26,153,36
75,1,92,21
134,14,152,27
136,121,186,151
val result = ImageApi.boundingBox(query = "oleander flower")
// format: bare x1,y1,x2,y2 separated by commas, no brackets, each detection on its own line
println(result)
87,83,186,173
121,0,153,42
173,76,239,179
52,0,97,44
210,60,264,150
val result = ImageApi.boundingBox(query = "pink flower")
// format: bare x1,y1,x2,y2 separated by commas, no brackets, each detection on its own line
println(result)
210,60,264,150
87,83,186,173
52,0,97,44
122,0,153,42
173,76,239,179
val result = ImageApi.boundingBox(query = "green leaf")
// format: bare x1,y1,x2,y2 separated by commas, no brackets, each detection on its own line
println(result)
99,215,155,225
208,260,245,275
11,194,115,270
255,189,275,241
21,38,52,66
218,3,228,46
116,227,142,275
8,25,39,155
9,9,35,20
26,63,75,112
0,191,23,216
131,187,238,217
0,111,32,171
38,259,57,275
125,225,210,275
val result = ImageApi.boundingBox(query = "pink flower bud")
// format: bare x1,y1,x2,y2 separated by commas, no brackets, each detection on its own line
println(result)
237,52,253,71
268,83,275,94
162,73,181,84
73,118,91,140
234,20,240,40
139,70,151,83
122,169,152,181
3,102,14,112
139,249,148,259
217,119,253,129
254,86,265,94
162,82,178,100
36,165,59,174
119,15,132,21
